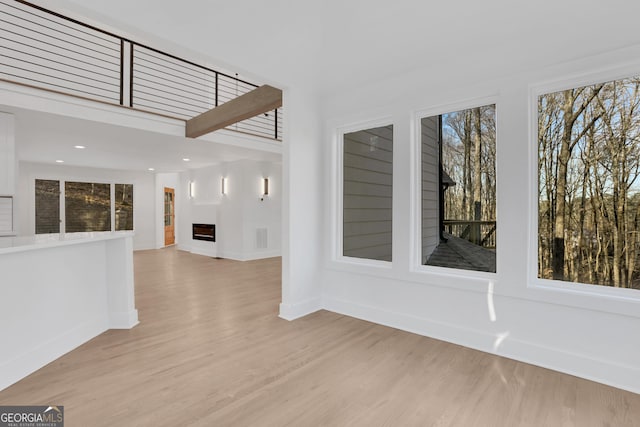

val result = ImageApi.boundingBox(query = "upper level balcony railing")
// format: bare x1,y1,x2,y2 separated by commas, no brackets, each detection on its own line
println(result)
0,0,283,140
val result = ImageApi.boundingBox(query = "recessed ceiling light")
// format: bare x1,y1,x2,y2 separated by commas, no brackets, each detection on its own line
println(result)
183,158,191,162
55,160,64,163
74,145,86,149
148,168,155,171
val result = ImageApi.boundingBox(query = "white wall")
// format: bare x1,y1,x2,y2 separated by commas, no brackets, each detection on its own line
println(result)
217,161,247,259
177,165,220,257
239,160,281,260
318,46,640,394
17,161,155,250
178,160,281,260
279,87,323,320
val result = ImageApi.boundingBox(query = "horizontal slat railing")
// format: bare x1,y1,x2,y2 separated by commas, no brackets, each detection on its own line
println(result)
0,0,121,102
0,0,282,140
131,43,218,119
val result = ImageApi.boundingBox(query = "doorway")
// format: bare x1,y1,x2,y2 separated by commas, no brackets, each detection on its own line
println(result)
164,187,175,246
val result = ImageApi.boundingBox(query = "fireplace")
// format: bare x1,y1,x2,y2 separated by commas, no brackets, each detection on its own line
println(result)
192,223,215,242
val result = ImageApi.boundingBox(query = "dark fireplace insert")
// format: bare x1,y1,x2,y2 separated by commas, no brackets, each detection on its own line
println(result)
192,223,215,242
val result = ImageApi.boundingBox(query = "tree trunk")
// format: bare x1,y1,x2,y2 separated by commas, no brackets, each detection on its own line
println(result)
462,111,472,219
552,86,603,281
472,107,482,244
552,91,575,280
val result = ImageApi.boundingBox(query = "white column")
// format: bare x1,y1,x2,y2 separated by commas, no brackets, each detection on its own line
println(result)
106,235,139,328
279,87,323,320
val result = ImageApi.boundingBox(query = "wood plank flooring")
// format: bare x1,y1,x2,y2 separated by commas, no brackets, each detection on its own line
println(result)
1,247,638,426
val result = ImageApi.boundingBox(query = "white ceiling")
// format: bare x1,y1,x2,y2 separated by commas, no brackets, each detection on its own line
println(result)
48,0,640,98
13,0,640,172
6,106,281,172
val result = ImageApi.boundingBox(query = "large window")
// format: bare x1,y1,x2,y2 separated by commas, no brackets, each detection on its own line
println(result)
421,105,497,273
65,181,111,232
538,76,640,290
343,124,393,261
35,180,134,234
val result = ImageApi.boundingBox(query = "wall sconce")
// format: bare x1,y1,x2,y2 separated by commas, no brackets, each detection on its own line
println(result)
261,178,269,201
221,177,228,195
189,180,195,199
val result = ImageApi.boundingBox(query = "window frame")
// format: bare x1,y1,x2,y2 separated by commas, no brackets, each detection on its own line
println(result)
33,177,135,236
411,96,499,280
528,67,640,314
334,117,395,270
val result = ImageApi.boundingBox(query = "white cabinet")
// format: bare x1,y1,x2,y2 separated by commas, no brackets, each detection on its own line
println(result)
0,112,16,196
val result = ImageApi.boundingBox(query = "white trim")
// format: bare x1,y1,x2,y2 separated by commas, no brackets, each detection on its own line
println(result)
59,179,65,236
527,66,640,317
278,297,322,321
409,96,499,285
0,80,184,134
188,247,217,258
110,181,116,233
108,309,139,329
323,295,640,395
0,315,108,392
32,178,135,236
333,116,395,267
216,250,281,261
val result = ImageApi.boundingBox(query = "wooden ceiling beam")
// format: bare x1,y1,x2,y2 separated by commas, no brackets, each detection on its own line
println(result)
185,84,282,139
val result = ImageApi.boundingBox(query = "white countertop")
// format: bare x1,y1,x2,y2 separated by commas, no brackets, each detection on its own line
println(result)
0,231,134,255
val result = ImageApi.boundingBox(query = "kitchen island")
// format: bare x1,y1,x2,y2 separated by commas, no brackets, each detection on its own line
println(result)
0,232,138,390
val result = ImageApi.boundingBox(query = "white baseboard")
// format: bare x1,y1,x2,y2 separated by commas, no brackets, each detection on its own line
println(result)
323,296,640,395
245,250,281,260
109,310,139,329
218,250,281,261
189,248,216,258
0,317,108,391
279,297,322,320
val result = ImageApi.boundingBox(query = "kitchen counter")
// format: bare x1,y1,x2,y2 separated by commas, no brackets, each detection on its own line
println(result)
0,231,138,391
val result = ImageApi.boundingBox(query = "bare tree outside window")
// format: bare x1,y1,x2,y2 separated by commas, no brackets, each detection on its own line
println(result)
538,76,640,290
35,179,60,234
65,181,111,232
115,184,134,231
421,105,497,273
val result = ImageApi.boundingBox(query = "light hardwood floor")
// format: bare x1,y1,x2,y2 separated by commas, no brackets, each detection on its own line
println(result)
1,248,638,426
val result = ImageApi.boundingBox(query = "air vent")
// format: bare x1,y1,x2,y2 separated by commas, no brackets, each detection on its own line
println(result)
256,228,268,249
